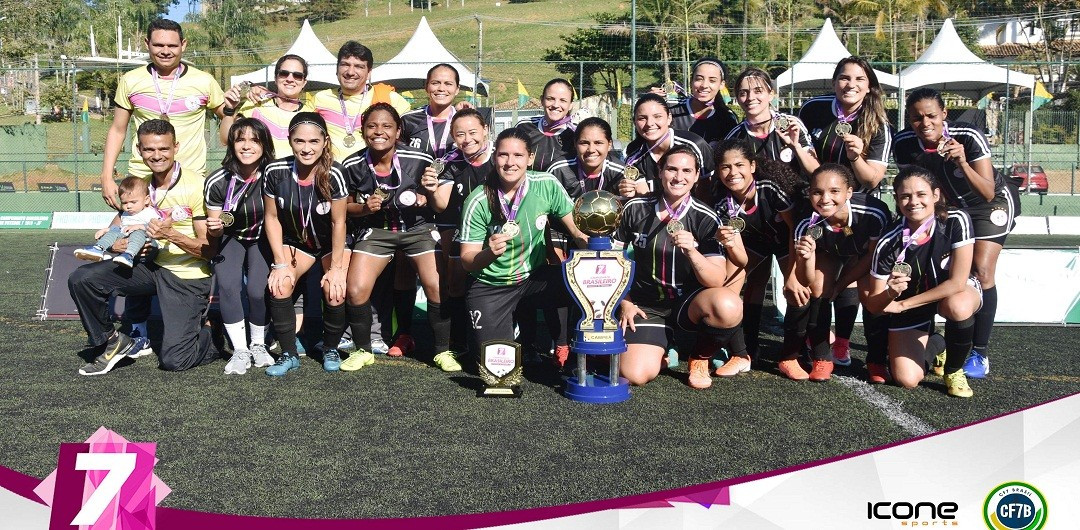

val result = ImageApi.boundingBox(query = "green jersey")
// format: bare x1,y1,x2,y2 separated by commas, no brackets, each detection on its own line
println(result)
460,171,575,286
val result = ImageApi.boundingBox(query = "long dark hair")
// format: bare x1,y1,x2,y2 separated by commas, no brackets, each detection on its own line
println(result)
893,166,949,223
222,117,274,175
712,139,801,204
287,112,334,201
484,127,535,225
833,57,887,157
275,54,308,78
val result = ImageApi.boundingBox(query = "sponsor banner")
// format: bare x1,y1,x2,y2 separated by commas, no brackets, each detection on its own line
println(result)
50,212,117,230
0,213,52,228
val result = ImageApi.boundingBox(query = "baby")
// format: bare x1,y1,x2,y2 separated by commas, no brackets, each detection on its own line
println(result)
74,176,160,268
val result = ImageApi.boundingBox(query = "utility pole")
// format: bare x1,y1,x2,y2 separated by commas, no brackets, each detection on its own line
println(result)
34,54,41,125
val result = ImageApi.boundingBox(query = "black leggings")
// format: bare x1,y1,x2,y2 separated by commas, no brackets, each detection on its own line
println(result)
214,237,270,326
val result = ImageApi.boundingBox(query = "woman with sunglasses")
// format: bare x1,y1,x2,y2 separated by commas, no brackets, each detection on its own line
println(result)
221,55,312,157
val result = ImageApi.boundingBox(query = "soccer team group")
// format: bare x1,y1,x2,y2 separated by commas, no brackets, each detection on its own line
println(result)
68,18,1018,399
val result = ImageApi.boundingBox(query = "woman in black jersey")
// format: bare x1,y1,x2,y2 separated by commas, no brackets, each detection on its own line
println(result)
205,118,276,375
711,139,805,374
614,145,744,390
262,112,350,376
726,67,818,176
618,93,714,200
798,56,892,368
866,167,980,398
660,58,739,144
336,103,453,371
516,78,576,171
894,88,1017,380
426,108,494,365
402,63,462,158
786,164,891,383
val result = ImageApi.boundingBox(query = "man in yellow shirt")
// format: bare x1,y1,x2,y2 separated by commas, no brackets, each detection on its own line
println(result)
99,18,226,210
312,41,411,159
71,120,217,375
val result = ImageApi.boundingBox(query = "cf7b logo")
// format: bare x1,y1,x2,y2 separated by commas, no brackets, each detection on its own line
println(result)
868,501,958,520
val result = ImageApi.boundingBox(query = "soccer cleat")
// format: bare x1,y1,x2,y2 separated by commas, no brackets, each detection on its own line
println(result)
340,350,375,372
250,344,274,368
866,363,889,384
387,334,415,358
433,351,463,372
79,332,135,376
265,354,299,377
962,351,989,379
224,349,252,375
777,359,809,381
808,360,834,382
714,355,751,377
337,337,355,352
551,345,570,368
687,358,712,389
931,350,947,377
944,369,974,398
74,245,106,262
832,337,851,366
322,348,341,372
665,347,679,369
371,338,389,355
128,330,154,358
112,252,135,268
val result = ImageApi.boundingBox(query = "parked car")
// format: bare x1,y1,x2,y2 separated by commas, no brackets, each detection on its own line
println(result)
1010,164,1049,193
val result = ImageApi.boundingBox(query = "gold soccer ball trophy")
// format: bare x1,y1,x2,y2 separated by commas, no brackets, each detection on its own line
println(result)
573,191,622,237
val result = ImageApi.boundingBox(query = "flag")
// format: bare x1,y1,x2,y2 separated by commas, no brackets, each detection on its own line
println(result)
977,92,993,110
1032,81,1053,110
719,83,732,105
615,76,623,107
517,79,529,108
80,98,89,123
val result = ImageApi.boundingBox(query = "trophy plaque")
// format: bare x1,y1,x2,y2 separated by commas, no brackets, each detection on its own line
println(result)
478,340,523,398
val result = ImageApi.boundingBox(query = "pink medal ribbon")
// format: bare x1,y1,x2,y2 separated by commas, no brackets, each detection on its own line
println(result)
625,129,674,168
576,160,605,193
151,64,183,119
726,179,757,218
662,194,692,225
293,161,316,246
540,115,574,135
426,105,455,158
149,163,181,219
895,217,936,264
338,90,361,139
224,172,257,212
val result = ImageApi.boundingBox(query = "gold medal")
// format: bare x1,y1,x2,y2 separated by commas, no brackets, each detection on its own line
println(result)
842,226,854,236
807,225,824,240
372,187,390,202
662,80,677,96
343,134,356,148
431,159,445,175
937,137,949,156
219,212,235,227
835,122,852,136
726,217,746,233
159,113,170,122
892,261,912,276
666,219,684,235
501,220,521,238
623,166,641,181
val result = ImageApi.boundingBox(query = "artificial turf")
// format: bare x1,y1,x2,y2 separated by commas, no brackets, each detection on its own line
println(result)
0,230,1077,518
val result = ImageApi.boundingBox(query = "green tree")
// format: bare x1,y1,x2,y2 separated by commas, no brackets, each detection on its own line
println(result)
186,0,268,86
305,0,352,23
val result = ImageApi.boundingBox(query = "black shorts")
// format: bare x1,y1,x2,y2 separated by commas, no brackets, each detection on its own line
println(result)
889,276,983,331
282,237,332,260
967,188,1018,245
622,288,702,348
350,226,438,258
465,265,569,349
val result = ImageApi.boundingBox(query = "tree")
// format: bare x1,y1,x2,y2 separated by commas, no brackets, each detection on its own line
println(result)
541,12,633,97
186,0,269,86
305,0,352,23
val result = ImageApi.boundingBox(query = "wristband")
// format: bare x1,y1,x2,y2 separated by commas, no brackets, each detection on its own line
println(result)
223,105,237,117
271,263,289,270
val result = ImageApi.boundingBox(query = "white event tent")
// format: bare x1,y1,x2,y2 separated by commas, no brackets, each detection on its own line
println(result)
775,19,901,92
229,19,340,91
370,17,488,96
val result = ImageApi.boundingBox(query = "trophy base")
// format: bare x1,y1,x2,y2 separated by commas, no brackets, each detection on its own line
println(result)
564,374,630,404
479,385,523,398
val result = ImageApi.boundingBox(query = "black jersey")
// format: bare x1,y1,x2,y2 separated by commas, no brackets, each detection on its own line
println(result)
547,158,626,200
516,116,576,172
342,144,435,233
714,178,795,256
402,105,455,159
263,157,348,251
623,129,715,195
204,168,266,243
434,149,494,230
613,196,724,307
798,95,891,190
794,192,891,259
723,114,814,174
871,209,973,301
669,98,739,144
893,122,1003,209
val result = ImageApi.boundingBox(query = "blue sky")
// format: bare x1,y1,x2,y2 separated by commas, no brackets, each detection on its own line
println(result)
166,1,197,22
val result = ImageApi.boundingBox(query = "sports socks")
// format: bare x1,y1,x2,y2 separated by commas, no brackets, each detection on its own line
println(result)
945,316,975,374
269,297,298,356
972,285,997,357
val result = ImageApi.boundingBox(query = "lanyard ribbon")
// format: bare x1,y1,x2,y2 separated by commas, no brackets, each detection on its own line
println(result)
896,217,935,263
834,99,860,124
224,172,258,212
576,160,605,192
726,180,756,219
625,130,674,168
151,64,183,117
426,105,455,158
150,163,181,218
338,89,362,137
541,115,574,135
366,151,403,190
662,195,691,224
499,178,529,222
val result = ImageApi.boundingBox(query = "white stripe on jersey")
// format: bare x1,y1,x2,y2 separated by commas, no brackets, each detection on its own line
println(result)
756,180,794,211
852,203,890,227
948,126,992,162
604,159,626,172
948,210,974,248
397,149,435,164
869,124,892,166
329,165,347,198
459,192,487,243
547,158,576,172
204,168,229,207
871,223,906,280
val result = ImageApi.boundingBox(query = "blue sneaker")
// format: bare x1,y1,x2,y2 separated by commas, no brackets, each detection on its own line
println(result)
74,245,106,262
113,252,135,268
322,348,341,372
266,354,300,377
962,351,990,379
128,330,154,359
711,348,730,370
665,347,679,369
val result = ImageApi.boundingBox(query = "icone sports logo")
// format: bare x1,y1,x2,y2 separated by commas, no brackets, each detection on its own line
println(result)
867,501,958,526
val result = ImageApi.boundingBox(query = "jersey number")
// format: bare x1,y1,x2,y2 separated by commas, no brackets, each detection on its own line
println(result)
409,138,422,149
470,310,482,329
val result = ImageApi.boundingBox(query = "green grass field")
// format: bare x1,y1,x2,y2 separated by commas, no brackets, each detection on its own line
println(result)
1,229,1078,518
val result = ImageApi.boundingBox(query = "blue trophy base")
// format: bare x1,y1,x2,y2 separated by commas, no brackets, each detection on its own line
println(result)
564,373,631,404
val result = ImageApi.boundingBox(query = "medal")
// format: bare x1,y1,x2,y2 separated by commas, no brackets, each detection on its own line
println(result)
501,220,521,238
426,105,455,158
373,187,390,202
835,122,852,136
843,226,854,236
219,212,235,227
159,113,170,122
937,123,951,157
221,172,256,230
623,129,673,182
237,81,252,100
776,114,790,131
808,225,824,240
338,89,361,149
623,166,640,181
724,180,755,235
833,99,859,138
666,219,684,235
431,159,445,175
892,261,912,276
726,216,746,233
662,195,691,236
343,134,356,148
893,216,935,277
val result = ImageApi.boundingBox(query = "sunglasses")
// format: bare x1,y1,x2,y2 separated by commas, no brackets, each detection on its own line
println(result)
277,70,306,81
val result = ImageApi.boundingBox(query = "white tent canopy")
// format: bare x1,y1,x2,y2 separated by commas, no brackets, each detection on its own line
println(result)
229,19,340,91
775,19,901,91
898,18,1035,97
369,17,488,96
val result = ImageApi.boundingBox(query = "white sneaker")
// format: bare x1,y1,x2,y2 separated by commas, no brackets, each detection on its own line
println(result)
250,344,274,368
224,349,252,375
